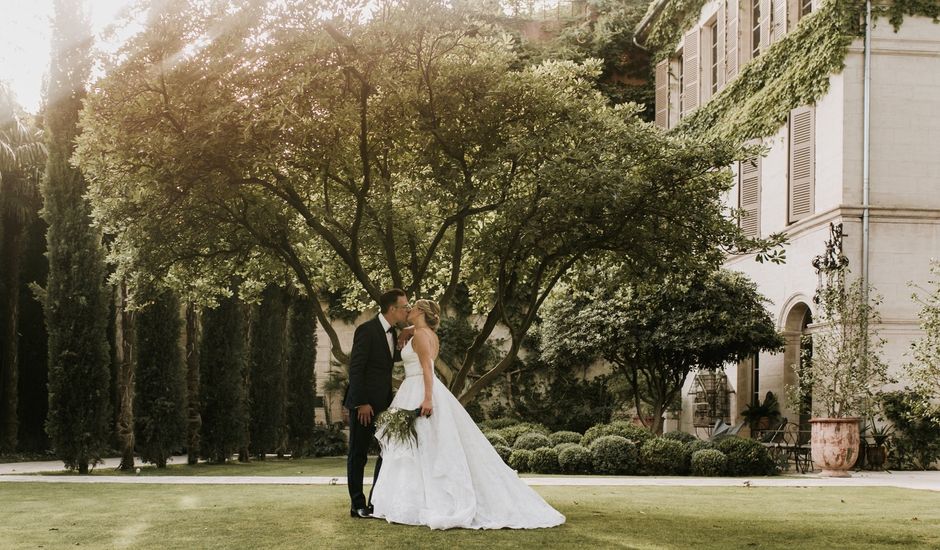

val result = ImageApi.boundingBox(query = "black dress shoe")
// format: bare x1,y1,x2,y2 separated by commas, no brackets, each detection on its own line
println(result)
350,507,373,519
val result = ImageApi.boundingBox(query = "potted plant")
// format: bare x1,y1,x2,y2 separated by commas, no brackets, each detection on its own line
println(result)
788,236,891,477
864,415,894,470
741,391,781,432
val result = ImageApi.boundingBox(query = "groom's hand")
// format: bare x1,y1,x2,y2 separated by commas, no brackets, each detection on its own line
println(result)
357,404,374,426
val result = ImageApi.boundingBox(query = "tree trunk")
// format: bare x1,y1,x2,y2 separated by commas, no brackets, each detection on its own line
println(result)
185,302,201,465
0,221,23,453
114,282,136,470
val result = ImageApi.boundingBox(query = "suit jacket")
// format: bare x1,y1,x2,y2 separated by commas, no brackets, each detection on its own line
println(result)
343,316,399,413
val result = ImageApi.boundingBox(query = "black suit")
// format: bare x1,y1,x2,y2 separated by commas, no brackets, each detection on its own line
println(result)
344,315,398,510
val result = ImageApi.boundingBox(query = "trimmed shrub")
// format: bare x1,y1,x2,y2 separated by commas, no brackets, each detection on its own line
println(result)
484,432,509,448
663,431,698,444
685,439,716,455
310,425,348,457
558,445,594,474
716,437,777,476
554,442,579,454
494,444,512,464
581,421,653,448
478,418,520,431
549,431,583,446
530,447,560,474
498,422,550,446
691,449,728,477
508,449,535,472
640,437,690,475
590,435,638,475
514,432,552,451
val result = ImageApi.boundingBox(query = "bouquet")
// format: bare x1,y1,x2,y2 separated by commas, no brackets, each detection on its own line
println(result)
375,407,423,448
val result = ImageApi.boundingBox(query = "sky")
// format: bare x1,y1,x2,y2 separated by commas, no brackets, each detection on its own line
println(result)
0,0,139,113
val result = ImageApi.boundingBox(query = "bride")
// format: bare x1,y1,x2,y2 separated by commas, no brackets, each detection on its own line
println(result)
370,299,565,530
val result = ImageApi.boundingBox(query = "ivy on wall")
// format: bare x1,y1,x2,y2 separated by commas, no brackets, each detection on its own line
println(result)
676,0,863,143
644,0,939,144
884,0,940,30
643,0,711,62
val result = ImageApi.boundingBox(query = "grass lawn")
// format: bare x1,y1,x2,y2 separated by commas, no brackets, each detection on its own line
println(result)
2,483,938,549
37,456,612,478
41,456,353,477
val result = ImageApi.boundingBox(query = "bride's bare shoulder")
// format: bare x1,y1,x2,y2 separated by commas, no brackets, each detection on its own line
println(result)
412,328,439,353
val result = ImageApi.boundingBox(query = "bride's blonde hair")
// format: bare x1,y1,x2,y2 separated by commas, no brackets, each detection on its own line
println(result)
413,299,441,330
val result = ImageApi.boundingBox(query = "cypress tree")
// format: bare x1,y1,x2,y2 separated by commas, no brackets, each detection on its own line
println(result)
135,291,186,467
41,0,112,473
199,294,248,463
286,294,317,457
248,285,289,458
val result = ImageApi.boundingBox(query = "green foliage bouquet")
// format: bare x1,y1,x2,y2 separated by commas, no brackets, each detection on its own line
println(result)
375,408,423,448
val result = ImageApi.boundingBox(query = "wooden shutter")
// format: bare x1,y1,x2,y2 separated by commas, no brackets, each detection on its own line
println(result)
789,106,815,222
726,0,739,80
717,3,727,90
740,157,761,237
759,0,772,52
682,29,700,115
655,59,669,129
772,0,787,42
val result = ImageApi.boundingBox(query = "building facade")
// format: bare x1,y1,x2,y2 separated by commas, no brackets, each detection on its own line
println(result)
637,0,940,435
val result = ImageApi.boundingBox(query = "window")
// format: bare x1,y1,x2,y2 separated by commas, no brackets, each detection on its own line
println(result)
711,23,719,95
751,0,762,58
800,0,812,17
788,106,815,222
752,355,760,406
739,156,761,237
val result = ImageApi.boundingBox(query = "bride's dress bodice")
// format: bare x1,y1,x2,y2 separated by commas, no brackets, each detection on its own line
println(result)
401,339,430,378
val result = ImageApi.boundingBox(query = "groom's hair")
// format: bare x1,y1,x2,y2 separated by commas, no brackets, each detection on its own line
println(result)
379,288,407,313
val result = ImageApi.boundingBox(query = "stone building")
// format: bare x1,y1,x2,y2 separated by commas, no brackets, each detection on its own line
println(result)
635,0,940,435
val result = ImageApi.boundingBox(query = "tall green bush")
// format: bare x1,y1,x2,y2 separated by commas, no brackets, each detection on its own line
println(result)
286,294,317,457
199,296,249,463
41,0,111,474
134,291,186,468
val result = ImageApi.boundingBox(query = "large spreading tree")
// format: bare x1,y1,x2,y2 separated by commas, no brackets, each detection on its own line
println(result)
77,0,782,405
42,0,113,473
540,267,784,434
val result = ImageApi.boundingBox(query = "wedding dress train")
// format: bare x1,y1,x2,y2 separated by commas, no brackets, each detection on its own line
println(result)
370,339,565,530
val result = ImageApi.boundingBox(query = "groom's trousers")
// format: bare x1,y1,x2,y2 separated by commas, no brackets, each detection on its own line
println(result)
347,408,383,510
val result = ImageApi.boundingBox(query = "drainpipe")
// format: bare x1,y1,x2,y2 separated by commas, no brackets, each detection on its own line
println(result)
862,0,872,300
860,0,872,360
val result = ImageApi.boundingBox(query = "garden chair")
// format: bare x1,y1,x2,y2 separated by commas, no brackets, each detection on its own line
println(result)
781,423,814,473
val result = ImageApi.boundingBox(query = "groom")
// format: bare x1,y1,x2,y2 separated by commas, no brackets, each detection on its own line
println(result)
344,288,410,519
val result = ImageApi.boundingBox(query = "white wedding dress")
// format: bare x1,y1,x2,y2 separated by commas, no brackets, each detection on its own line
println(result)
370,339,565,530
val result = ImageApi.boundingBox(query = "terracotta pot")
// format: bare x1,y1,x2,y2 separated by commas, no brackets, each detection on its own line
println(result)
810,417,861,477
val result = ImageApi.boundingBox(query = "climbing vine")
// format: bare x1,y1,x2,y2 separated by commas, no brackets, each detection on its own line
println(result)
884,0,940,30
643,0,710,62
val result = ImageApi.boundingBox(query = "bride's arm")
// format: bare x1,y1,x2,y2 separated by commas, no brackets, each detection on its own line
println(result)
413,330,434,417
